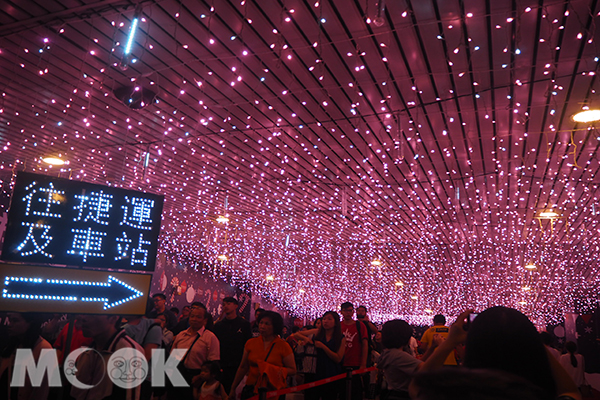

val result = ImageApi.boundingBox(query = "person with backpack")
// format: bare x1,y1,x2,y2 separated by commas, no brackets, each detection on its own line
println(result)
340,302,369,400
123,314,164,400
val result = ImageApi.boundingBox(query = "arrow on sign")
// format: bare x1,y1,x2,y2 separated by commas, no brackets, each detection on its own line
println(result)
2,275,143,310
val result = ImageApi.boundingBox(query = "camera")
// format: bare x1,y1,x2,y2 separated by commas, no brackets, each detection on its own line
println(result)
464,313,479,330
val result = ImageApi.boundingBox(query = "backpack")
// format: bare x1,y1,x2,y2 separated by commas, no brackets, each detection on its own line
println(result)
142,322,164,348
357,321,375,366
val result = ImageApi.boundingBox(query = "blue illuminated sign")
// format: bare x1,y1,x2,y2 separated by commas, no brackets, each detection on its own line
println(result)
0,263,152,314
3,275,143,310
1,172,163,271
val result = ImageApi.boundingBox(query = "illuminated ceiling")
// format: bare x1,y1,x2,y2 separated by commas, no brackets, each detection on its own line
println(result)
1,0,600,324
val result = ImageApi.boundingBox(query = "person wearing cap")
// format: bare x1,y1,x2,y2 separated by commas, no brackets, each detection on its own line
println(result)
212,296,252,393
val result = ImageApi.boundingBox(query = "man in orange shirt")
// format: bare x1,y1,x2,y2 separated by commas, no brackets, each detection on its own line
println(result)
419,314,458,365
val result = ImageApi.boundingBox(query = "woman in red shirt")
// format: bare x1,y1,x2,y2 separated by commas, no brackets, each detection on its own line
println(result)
228,311,296,400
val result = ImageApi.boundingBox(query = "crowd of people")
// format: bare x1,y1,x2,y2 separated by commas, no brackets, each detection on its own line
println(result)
0,294,593,400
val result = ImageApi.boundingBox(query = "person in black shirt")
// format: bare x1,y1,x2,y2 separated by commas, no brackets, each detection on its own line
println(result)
212,296,252,393
147,293,178,330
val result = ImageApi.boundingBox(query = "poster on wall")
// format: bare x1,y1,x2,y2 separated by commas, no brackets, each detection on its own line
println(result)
151,254,251,320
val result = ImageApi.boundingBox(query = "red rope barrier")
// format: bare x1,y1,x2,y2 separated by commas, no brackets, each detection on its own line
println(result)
246,366,377,400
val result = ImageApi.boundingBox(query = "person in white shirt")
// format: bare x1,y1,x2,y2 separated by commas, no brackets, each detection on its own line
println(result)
168,305,220,399
559,341,585,388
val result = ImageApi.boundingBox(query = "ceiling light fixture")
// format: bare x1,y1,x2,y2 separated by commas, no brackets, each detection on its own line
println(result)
216,215,230,223
539,210,559,219
266,275,275,281
372,0,386,27
524,263,537,270
217,254,228,261
371,259,382,266
572,109,600,123
42,156,65,166
120,4,143,70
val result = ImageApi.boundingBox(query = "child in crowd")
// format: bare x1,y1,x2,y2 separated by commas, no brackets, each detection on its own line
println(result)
195,360,228,400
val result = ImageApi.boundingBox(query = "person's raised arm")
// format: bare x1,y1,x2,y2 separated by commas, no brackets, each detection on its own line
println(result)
409,311,470,399
419,334,444,362
419,310,471,372
293,332,312,344
292,328,318,339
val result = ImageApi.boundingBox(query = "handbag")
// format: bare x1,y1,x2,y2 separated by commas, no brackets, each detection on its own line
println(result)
177,332,203,385
240,385,256,400
241,342,277,399
165,332,203,399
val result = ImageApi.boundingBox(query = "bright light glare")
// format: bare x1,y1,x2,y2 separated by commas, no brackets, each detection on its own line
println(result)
572,109,600,123
42,156,65,165
539,211,559,218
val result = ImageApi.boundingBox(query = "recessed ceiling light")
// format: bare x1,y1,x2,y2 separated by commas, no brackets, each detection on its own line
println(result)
42,156,65,165
572,109,600,123
524,263,537,270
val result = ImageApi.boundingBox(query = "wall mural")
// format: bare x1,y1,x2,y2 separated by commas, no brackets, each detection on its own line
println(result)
150,253,253,321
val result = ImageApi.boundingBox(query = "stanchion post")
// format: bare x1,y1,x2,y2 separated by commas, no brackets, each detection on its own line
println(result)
345,368,353,400
258,387,267,400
